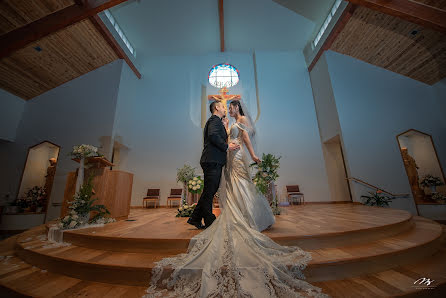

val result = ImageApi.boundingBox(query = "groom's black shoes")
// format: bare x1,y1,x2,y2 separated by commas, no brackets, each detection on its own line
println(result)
187,218,205,229
204,214,216,229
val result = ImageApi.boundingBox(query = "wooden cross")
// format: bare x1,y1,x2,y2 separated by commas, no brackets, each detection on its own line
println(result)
207,87,241,117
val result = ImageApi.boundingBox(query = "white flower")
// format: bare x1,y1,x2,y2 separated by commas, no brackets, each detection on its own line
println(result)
179,207,184,211
64,216,70,221
69,221,77,228
262,172,268,177
72,214,78,220
192,181,196,185
193,177,198,181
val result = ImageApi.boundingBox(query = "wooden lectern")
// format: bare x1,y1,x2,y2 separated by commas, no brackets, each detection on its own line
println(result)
61,157,133,220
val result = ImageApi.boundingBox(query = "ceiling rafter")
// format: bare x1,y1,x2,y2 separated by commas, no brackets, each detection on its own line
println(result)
346,0,446,33
0,0,131,59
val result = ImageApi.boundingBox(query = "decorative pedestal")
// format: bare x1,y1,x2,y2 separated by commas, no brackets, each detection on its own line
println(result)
61,157,133,220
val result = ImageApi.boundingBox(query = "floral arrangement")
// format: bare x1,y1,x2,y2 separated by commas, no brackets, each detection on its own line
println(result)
360,190,393,207
70,144,103,159
176,203,197,217
177,164,196,184
250,153,281,215
188,176,204,194
177,164,196,205
13,186,46,212
420,174,444,187
250,153,281,195
58,175,114,230
431,192,446,203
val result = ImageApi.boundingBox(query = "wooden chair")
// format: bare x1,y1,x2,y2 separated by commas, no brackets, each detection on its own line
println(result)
286,185,305,205
143,189,160,208
167,188,182,208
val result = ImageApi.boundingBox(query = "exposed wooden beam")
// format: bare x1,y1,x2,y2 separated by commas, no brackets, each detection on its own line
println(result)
347,0,446,33
219,0,225,52
0,0,130,59
89,15,141,79
308,4,356,72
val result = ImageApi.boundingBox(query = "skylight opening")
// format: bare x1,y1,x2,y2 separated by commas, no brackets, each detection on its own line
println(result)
104,10,135,57
312,0,342,50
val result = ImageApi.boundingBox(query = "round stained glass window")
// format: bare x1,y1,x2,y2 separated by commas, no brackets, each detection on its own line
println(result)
208,63,239,88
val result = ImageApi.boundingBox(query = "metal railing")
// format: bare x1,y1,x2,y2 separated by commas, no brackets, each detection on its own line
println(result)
346,177,410,197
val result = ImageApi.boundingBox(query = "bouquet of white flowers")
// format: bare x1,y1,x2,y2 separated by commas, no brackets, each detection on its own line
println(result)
70,144,101,159
176,203,197,217
188,176,204,194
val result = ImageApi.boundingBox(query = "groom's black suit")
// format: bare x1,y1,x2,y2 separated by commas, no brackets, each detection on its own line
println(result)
190,114,228,227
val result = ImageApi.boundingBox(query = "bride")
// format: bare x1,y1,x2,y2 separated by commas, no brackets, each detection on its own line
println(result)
144,101,330,298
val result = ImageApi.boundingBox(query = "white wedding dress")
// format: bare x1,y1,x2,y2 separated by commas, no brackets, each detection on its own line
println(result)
144,122,330,298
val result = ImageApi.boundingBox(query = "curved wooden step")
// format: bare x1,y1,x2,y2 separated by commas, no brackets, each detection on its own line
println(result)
305,216,443,281
52,205,415,252
16,217,443,286
2,224,446,298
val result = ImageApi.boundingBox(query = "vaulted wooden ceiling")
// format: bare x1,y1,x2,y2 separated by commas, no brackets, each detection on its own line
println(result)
305,0,446,85
0,0,136,100
330,5,446,85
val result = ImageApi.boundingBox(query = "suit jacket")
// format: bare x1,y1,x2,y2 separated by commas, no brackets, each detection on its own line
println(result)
200,114,228,165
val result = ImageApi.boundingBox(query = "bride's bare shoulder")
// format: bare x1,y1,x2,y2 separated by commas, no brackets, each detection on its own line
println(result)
238,116,248,124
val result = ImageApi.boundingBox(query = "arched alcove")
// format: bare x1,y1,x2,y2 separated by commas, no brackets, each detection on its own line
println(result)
16,141,60,215
396,129,445,205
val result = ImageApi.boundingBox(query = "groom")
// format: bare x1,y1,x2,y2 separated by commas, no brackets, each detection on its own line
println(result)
187,101,240,229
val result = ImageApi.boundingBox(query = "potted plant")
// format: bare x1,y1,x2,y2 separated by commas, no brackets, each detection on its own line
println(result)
431,192,446,203
250,153,281,215
176,164,196,206
58,175,114,230
420,174,444,193
360,190,393,207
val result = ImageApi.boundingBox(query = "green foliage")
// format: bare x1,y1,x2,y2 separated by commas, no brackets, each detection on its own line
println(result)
420,174,444,187
432,192,446,203
250,153,281,215
177,164,196,184
360,190,393,207
250,153,281,196
58,175,113,229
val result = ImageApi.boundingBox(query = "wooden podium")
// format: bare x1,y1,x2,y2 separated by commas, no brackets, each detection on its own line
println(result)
61,157,133,220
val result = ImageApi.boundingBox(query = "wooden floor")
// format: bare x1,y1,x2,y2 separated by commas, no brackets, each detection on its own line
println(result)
1,204,445,297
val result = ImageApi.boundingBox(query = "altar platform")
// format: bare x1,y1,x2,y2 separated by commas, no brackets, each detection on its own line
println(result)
1,203,445,297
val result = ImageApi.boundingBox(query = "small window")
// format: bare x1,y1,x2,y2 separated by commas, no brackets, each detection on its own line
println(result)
208,64,240,88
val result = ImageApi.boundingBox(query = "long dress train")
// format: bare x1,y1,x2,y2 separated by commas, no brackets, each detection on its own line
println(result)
143,123,330,297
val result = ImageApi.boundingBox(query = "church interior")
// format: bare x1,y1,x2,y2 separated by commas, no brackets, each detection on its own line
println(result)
0,0,446,297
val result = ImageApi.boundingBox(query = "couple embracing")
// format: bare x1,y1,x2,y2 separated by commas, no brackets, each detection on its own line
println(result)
187,99,274,231
145,100,330,297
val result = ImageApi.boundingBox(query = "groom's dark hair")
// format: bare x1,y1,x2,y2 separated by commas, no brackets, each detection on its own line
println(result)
210,101,218,114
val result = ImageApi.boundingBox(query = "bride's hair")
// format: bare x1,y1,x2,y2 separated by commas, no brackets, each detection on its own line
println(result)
229,100,245,116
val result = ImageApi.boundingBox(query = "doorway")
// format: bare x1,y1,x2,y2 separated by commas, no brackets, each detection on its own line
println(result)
322,135,352,202
397,129,445,204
